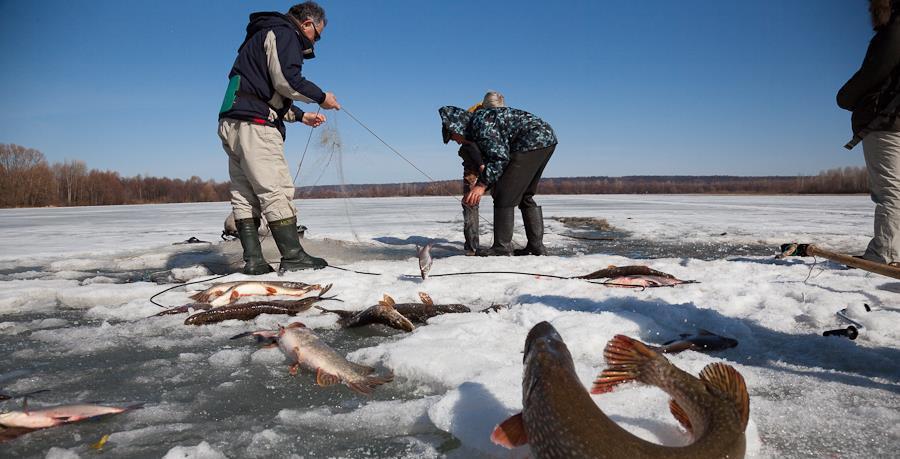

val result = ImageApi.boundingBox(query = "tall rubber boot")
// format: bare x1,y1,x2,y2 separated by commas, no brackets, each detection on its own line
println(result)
477,207,515,256
235,218,274,275
514,206,547,256
463,203,480,255
268,216,327,271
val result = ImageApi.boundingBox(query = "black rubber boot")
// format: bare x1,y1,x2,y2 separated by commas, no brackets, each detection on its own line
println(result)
477,207,515,256
269,216,328,271
235,218,274,275
514,206,547,256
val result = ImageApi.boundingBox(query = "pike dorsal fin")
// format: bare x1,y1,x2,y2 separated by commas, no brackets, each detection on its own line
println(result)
490,412,528,448
418,292,434,306
668,399,693,435
699,363,750,430
380,294,396,308
286,322,306,329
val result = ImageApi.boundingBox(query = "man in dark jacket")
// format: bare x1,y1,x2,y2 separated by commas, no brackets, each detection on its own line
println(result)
838,0,900,266
218,2,340,274
439,105,558,256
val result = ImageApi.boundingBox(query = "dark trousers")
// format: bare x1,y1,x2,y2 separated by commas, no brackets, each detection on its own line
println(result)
491,145,556,208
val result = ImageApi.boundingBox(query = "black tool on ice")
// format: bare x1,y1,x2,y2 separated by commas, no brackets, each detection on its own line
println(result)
823,326,859,340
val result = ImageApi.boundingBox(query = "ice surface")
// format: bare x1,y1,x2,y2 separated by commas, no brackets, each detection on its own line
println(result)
1,196,898,458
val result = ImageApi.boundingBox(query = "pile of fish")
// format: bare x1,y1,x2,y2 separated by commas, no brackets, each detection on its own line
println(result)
491,322,750,458
4,245,727,451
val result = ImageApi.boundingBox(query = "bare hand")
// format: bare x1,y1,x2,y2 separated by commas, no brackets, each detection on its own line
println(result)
464,183,486,207
301,112,326,127
320,92,341,110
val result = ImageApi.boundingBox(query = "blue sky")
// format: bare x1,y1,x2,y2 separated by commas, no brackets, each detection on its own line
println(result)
0,1,877,184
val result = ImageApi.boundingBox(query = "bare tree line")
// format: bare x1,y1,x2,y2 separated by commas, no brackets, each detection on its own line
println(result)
0,143,870,208
0,144,229,208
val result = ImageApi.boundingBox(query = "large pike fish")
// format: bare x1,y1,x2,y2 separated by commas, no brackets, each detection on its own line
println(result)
316,292,470,332
183,285,335,326
492,322,749,459
232,323,393,395
189,280,323,306
0,402,142,443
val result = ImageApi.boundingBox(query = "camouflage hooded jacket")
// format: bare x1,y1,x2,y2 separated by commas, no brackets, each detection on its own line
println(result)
439,106,557,185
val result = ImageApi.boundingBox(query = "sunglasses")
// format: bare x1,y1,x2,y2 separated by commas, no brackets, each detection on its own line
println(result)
311,21,321,42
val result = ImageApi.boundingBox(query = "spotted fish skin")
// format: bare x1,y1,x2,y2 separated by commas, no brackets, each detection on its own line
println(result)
491,323,749,459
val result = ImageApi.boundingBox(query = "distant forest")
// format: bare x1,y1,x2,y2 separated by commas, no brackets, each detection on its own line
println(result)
0,143,870,208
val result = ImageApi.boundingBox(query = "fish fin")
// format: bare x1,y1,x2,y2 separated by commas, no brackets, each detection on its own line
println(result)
658,341,693,354
697,329,715,336
380,294,396,308
262,343,278,349
348,362,376,375
699,363,750,430
286,322,306,329
229,289,240,301
347,381,375,396
188,292,204,301
266,286,278,294
418,292,434,306
591,334,658,394
289,363,300,376
668,399,693,434
491,412,528,448
316,368,341,387
367,371,393,386
317,284,333,297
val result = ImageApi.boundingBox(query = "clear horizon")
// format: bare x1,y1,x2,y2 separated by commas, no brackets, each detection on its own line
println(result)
0,0,874,185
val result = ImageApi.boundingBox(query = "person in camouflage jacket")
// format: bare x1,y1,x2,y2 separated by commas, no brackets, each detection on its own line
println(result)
439,105,557,256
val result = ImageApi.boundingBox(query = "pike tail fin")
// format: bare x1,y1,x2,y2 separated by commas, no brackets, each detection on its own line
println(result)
699,362,750,430
669,399,693,434
491,412,528,448
347,372,393,396
591,334,660,394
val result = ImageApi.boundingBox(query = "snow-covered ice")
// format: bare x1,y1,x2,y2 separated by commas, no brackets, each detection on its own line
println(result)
0,195,897,458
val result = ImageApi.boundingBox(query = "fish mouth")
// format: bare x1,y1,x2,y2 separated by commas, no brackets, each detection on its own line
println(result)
523,321,564,363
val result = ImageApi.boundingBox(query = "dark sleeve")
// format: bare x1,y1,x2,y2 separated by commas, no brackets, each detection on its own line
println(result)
837,22,900,111
284,105,305,122
460,144,484,169
266,28,327,104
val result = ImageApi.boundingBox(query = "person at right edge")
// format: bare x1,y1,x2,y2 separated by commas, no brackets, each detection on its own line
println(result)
838,0,900,267
440,105,557,256
218,2,340,274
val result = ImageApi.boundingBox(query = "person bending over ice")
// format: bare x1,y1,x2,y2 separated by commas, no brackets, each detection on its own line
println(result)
439,104,557,256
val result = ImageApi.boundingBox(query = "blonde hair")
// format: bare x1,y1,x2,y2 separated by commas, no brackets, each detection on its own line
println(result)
482,91,506,108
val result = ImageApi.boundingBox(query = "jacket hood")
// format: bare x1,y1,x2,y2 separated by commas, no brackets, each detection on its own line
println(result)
439,106,471,143
240,12,316,58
